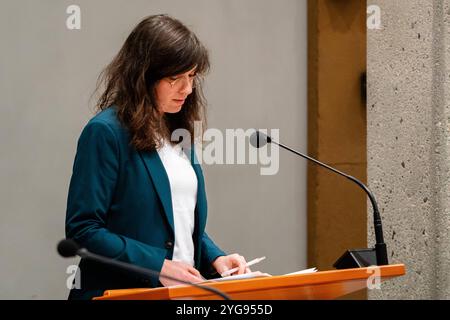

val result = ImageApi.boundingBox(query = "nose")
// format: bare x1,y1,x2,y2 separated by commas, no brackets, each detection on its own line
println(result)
179,79,193,95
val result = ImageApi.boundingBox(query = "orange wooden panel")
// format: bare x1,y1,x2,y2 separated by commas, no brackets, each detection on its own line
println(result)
94,264,405,300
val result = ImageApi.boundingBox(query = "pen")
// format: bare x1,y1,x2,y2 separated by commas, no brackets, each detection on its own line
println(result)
220,256,266,277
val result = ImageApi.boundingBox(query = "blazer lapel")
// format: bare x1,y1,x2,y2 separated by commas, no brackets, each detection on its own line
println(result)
139,150,174,234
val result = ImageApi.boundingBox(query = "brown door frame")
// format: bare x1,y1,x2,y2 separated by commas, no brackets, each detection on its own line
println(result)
307,0,368,298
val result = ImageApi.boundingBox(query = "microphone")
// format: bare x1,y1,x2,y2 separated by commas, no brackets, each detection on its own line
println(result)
250,130,389,269
57,239,231,300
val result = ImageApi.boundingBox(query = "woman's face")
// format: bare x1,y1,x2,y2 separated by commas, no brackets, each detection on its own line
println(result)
154,66,197,114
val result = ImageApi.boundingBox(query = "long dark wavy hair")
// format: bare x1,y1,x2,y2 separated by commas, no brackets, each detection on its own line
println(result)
95,14,210,151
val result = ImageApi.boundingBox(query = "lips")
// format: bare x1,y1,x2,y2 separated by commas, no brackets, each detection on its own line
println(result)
173,99,185,103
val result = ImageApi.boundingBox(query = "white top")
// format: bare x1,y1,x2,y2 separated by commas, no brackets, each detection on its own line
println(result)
157,139,198,267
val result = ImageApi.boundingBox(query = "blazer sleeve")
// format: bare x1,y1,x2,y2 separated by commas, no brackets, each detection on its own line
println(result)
199,232,227,277
65,120,167,287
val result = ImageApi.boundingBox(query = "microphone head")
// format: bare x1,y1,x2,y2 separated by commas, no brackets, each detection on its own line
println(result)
250,130,271,148
57,239,80,257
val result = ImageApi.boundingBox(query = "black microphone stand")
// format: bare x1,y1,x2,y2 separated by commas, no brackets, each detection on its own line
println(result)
254,132,388,268
58,240,231,300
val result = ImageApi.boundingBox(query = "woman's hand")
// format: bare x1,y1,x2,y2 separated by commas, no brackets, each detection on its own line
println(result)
212,254,251,276
159,259,204,287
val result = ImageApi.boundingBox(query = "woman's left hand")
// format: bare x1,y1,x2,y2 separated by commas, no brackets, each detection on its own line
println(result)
212,254,251,276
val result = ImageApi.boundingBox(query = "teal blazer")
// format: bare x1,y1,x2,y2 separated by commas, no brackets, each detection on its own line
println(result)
65,106,226,300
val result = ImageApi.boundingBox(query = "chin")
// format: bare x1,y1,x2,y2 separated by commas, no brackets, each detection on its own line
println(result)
166,106,183,113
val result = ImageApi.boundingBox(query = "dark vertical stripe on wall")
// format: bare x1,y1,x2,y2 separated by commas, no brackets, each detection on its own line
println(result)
307,0,368,299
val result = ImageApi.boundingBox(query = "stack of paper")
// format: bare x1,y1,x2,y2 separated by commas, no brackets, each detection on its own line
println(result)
208,271,271,282
204,267,318,283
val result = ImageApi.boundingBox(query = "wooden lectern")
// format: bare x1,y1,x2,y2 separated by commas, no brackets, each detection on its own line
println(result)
93,264,405,300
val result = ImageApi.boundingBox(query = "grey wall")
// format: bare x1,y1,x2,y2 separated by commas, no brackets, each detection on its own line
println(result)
0,0,307,299
368,0,450,299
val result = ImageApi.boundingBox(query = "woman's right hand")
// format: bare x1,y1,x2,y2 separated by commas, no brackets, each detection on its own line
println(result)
159,259,204,287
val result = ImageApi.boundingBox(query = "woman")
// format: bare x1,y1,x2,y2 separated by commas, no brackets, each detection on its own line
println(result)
65,14,250,300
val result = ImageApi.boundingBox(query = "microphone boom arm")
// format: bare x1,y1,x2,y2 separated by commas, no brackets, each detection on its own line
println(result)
77,249,231,300
253,131,388,267
58,239,231,300
274,141,387,253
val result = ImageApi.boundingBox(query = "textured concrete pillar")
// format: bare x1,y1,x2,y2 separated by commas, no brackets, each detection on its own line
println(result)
368,0,450,299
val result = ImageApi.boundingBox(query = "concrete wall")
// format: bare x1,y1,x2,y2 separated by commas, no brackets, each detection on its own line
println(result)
0,0,307,299
367,0,450,299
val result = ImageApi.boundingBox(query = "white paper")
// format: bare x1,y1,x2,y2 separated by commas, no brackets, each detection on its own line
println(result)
207,271,272,282
201,267,318,283
284,267,318,275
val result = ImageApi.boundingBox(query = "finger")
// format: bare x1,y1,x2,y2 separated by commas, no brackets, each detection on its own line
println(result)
181,267,203,281
236,256,247,275
187,267,205,281
186,272,204,283
245,267,252,273
187,266,202,278
217,257,234,274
